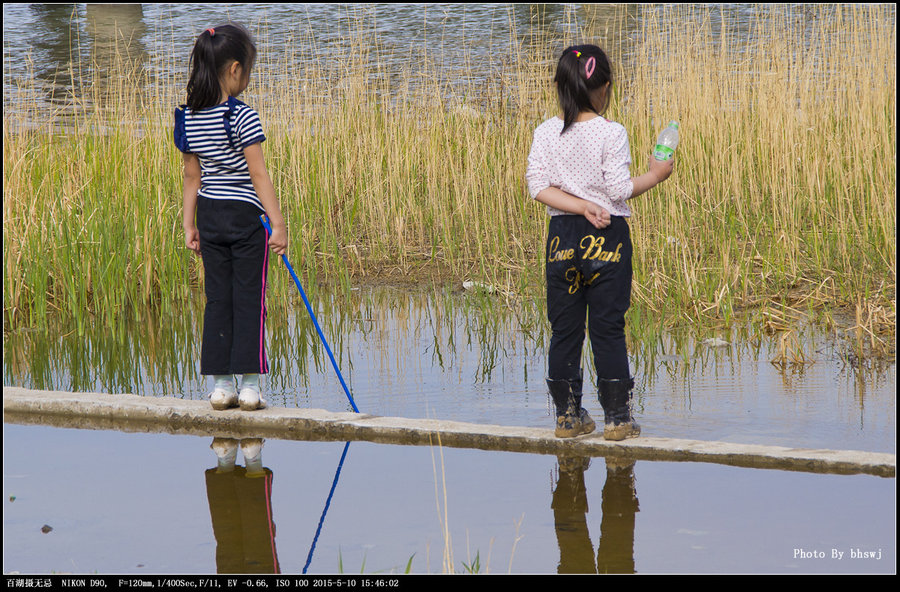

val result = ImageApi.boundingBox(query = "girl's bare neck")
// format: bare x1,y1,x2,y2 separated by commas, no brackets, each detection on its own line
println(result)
560,111,601,123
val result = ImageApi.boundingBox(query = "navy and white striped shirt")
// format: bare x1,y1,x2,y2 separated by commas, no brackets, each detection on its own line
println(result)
174,96,267,211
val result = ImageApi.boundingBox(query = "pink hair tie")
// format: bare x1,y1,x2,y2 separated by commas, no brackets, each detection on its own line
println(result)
584,56,596,79
207,28,215,37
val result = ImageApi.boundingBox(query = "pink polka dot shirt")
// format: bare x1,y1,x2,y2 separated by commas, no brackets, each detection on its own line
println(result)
526,115,634,217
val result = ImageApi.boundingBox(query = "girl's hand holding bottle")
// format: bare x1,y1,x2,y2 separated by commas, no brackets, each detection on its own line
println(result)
630,153,675,199
648,155,675,184
648,119,676,185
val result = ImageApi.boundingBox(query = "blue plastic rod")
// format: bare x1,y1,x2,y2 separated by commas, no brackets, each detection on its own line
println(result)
303,441,351,573
260,215,359,413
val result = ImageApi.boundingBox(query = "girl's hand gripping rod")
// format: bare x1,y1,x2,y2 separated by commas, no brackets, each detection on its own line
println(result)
260,215,360,413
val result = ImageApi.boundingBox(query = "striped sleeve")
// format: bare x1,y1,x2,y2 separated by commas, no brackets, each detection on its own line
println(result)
173,106,191,153
233,105,266,148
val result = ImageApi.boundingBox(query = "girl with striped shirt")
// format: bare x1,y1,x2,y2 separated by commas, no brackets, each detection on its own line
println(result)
176,23,287,411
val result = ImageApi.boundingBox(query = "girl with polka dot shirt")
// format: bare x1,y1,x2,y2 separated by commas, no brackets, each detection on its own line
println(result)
526,44,674,440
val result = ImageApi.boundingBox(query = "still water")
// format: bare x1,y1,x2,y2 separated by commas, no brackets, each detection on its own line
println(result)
2,3,609,111
3,285,896,454
4,3,885,114
2,284,896,573
2,3,896,575
2,423,895,575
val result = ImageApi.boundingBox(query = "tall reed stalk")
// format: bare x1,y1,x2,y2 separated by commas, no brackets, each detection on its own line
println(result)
3,5,895,344
623,5,895,332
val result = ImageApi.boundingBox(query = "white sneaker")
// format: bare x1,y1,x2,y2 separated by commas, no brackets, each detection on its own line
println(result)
209,388,238,410
238,386,267,411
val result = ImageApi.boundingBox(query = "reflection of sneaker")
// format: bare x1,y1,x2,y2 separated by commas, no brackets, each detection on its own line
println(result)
209,388,238,410
241,438,264,460
211,438,239,473
241,438,265,477
239,387,267,411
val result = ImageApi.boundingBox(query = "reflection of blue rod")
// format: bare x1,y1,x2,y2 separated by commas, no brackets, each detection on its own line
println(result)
303,441,351,574
259,215,359,413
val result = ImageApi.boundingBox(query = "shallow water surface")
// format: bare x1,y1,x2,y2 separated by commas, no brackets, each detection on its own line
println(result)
3,286,896,454
2,423,894,575
5,4,890,122
2,285,896,574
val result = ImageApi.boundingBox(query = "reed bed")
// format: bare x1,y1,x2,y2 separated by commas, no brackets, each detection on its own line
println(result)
3,4,895,352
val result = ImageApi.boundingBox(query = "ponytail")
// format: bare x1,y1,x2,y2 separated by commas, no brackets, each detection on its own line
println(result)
554,45,613,134
186,23,257,111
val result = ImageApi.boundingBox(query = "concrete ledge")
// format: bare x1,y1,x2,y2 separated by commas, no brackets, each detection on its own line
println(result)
3,387,895,478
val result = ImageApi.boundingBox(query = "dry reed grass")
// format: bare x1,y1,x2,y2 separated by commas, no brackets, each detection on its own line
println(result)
3,4,895,351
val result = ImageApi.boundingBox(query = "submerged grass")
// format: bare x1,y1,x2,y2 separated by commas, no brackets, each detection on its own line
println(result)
3,4,895,350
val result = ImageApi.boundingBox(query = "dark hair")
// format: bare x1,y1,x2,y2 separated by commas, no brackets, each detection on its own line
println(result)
554,44,613,134
186,23,257,111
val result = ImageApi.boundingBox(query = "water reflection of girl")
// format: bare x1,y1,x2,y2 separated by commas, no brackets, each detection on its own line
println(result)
176,24,288,412
526,45,673,439
206,438,280,574
552,456,639,574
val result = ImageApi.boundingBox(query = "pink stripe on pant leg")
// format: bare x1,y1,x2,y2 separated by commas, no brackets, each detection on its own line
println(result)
259,228,269,373
264,472,280,572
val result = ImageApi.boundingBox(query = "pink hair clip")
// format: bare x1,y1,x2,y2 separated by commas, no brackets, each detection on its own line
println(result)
585,56,596,79
207,27,215,37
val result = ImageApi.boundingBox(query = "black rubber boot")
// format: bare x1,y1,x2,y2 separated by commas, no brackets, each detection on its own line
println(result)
569,372,596,436
597,378,641,441
547,377,593,438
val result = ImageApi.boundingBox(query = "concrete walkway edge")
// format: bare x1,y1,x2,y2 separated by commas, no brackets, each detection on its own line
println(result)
2,387,895,477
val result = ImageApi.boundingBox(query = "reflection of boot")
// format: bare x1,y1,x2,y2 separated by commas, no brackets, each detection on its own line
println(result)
597,458,638,574
211,438,239,473
547,375,594,438
552,455,596,574
557,455,591,474
241,438,265,477
605,456,636,473
597,378,641,441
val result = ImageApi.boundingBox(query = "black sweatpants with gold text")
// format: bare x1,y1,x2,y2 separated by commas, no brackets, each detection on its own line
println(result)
545,214,632,382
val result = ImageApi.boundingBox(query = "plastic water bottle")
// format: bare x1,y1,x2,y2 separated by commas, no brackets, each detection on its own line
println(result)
653,121,679,161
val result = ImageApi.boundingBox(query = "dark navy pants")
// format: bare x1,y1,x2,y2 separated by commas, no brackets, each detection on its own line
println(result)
545,214,632,382
206,467,280,573
198,197,270,376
